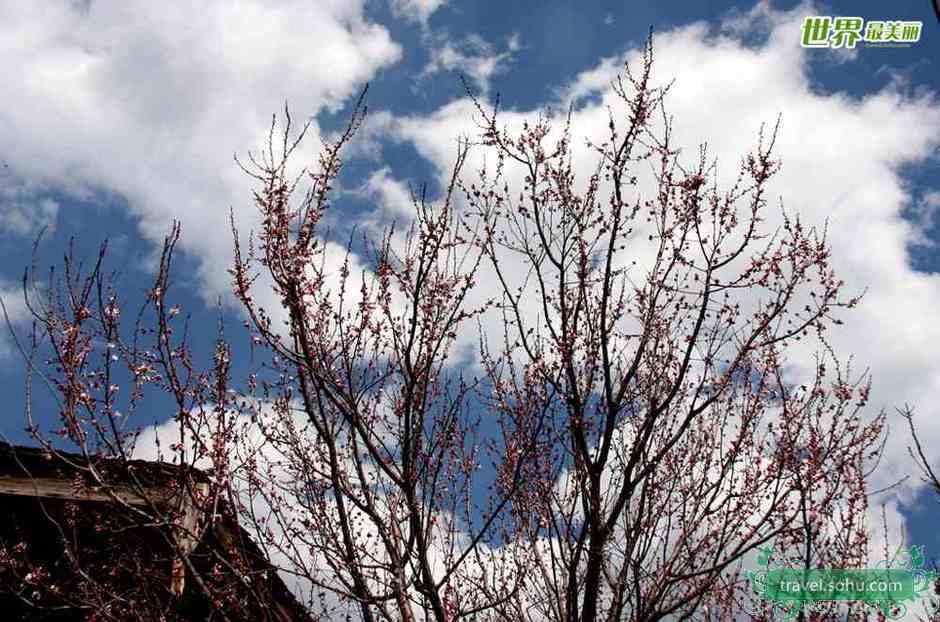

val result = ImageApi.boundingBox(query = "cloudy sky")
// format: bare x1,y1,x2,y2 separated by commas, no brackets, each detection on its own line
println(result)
0,0,938,580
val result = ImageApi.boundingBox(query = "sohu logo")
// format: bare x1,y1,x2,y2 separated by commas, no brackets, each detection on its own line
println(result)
800,16,923,48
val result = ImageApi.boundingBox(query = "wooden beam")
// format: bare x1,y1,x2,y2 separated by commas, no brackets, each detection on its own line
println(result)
170,482,209,597
0,475,168,506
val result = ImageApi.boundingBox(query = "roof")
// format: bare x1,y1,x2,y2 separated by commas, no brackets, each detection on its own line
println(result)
0,442,313,622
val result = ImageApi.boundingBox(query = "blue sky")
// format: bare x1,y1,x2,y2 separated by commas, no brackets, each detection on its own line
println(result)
0,0,938,578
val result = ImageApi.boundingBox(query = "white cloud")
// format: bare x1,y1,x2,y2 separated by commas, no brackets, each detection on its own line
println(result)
0,169,65,238
0,282,30,360
0,0,401,307
0,194,60,238
420,32,520,95
391,0,447,26
908,191,940,249
358,166,417,222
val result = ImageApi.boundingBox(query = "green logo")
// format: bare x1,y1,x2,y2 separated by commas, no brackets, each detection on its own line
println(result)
748,546,938,620
801,16,923,48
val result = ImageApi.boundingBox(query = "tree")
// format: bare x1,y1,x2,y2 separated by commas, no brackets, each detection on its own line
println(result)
0,235,313,621
903,407,940,622
459,40,883,622
3,41,887,621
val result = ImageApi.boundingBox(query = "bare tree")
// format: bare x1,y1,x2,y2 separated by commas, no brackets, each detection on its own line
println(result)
903,407,940,500
902,407,940,622
462,40,884,622
227,91,528,622
2,41,890,622
0,230,312,621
